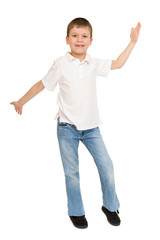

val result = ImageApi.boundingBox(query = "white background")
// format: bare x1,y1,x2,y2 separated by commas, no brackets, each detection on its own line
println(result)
1,0,160,239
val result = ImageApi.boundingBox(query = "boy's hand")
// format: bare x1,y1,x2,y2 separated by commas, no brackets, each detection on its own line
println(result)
10,101,23,115
130,22,141,43
111,22,141,69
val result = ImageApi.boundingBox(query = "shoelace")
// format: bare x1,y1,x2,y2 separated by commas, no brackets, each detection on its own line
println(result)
110,210,119,216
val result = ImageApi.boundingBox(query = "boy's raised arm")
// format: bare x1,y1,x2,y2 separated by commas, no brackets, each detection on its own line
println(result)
111,22,141,70
10,80,45,115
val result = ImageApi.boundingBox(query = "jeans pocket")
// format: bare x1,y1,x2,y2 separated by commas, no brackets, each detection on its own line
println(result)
58,122,68,127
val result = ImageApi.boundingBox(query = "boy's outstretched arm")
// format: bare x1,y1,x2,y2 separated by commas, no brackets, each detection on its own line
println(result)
10,80,45,115
111,22,141,70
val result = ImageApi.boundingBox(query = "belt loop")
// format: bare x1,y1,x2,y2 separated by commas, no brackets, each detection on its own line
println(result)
57,117,60,124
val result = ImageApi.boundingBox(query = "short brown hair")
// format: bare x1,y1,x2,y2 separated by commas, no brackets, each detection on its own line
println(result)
67,17,93,38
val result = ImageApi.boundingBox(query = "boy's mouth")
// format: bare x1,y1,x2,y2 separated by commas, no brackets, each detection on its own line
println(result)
75,44,85,48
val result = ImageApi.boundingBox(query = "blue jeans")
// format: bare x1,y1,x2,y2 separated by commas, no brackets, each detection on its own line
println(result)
57,118,120,216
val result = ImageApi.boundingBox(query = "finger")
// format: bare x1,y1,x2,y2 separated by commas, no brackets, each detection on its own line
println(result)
135,22,141,32
131,27,135,35
18,108,22,115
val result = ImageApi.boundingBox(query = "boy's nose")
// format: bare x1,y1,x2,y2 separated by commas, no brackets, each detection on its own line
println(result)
77,36,83,41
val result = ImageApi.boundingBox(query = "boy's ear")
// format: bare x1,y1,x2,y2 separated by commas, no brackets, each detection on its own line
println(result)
90,38,93,46
66,36,69,45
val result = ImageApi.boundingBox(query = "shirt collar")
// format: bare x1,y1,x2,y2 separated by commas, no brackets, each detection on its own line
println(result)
65,52,91,63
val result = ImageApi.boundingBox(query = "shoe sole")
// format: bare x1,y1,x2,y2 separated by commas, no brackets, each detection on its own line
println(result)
73,225,88,229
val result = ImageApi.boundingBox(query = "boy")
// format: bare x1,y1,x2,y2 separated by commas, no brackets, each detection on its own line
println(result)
11,18,141,229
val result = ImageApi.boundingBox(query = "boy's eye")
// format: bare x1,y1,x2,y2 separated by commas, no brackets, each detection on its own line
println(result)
83,35,87,38
72,35,77,37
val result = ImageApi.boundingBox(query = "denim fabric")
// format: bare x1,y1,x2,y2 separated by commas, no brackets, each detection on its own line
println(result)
57,118,120,216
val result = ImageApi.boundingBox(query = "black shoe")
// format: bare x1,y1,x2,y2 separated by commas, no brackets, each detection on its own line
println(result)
70,215,88,229
102,206,121,226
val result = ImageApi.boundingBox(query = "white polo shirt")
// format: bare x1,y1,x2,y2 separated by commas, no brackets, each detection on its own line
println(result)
42,52,112,130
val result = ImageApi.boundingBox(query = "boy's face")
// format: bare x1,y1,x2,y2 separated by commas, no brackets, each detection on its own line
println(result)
66,25,93,60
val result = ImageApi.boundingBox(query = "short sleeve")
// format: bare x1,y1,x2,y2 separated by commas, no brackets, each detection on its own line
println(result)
96,59,112,77
42,61,59,91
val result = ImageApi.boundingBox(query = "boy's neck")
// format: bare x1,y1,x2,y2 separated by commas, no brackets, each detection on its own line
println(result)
70,51,87,62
